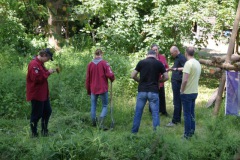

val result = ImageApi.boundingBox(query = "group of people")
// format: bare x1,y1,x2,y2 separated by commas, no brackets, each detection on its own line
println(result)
131,45,201,139
26,45,201,139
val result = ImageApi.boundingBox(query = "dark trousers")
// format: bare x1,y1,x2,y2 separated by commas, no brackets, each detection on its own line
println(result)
149,87,167,114
171,80,182,123
159,87,167,114
30,99,52,135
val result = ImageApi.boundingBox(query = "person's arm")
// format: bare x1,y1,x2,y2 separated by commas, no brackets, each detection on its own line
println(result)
29,63,51,83
180,73,189,93
131,70,139,82
173,67,183,71
105,62,115,82
159,72,169,83
170,55,187,72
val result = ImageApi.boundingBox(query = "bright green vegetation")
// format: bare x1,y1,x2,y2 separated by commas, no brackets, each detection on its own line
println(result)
0,48,239,160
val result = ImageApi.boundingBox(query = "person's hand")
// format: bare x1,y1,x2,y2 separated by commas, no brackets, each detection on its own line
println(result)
167,68,177,72
166,68,172,72
48,69,55,74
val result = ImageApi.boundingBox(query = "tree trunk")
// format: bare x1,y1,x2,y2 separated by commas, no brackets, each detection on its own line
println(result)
235,29,239,54
226,1,240,63
213,72,226,115
47,0,64,50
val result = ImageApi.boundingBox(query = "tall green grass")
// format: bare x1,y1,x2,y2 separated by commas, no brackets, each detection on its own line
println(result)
0,48,239,160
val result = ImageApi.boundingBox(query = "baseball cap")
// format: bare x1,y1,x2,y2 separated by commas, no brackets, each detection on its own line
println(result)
45,48,53,61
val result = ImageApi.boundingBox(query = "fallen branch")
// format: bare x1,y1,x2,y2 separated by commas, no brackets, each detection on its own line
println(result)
233,62,240,68
210,54,240,64
199,59,240,71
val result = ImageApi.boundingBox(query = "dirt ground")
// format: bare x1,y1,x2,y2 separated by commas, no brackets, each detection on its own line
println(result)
184,37,236,58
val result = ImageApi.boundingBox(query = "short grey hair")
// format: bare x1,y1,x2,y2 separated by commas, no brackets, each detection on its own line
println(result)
148,50,156,55
185,47,195,56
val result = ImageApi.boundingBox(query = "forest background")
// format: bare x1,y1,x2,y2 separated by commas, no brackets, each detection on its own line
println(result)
0,0,240,159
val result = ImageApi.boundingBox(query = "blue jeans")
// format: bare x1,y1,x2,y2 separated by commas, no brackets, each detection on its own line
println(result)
91,92,108,120
171,80,182,123
132,92,160,133
181,93,198,138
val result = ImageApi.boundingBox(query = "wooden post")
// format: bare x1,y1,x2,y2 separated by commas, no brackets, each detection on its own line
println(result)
236,29,239,54
213,72,226,115
226,1,240,63
213,0,240,115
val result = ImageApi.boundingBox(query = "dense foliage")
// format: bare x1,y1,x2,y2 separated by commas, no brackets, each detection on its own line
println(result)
0,0,239,54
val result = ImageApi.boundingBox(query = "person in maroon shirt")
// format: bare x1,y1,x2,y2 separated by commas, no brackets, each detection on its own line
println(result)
151,44,169,116
86,49,115,130
26,48,55,137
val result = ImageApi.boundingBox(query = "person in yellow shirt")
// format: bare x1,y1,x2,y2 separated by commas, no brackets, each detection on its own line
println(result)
180,47,201,139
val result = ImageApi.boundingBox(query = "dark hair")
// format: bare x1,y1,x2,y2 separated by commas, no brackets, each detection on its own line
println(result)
39,50,47,57
39,48,53,61
186,47,195,56
95,49,103,56
148,50,156,55
151,44,159,50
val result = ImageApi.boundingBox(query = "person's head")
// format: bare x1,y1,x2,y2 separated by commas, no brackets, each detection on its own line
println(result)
95,49,103,57
170,46,180,58
151,44,159,54
147,50,156,58
38,48,53,62
185,47,195,59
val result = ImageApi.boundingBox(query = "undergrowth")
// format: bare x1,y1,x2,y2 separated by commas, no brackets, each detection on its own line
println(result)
0,47,239,160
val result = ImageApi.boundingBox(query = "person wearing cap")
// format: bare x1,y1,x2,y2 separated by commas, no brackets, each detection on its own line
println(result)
85,49,115,130
26,48,55,137
131,50,169,133
150,44,169,116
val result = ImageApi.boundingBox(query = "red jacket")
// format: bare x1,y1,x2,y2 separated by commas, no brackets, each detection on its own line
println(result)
86,58,115,95
26,57,50,101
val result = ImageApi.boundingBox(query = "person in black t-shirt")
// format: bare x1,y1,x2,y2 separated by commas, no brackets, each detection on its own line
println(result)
166,46,187,127
131,50,169,133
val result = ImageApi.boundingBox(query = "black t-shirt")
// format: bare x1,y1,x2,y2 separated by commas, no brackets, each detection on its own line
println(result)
171,53,187,82
135,57,166,93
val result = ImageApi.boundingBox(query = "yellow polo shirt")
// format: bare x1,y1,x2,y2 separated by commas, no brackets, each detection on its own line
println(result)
182,58,201,94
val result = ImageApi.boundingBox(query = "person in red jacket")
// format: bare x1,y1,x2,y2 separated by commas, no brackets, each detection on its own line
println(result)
26,48,56,137
85,49,115,129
